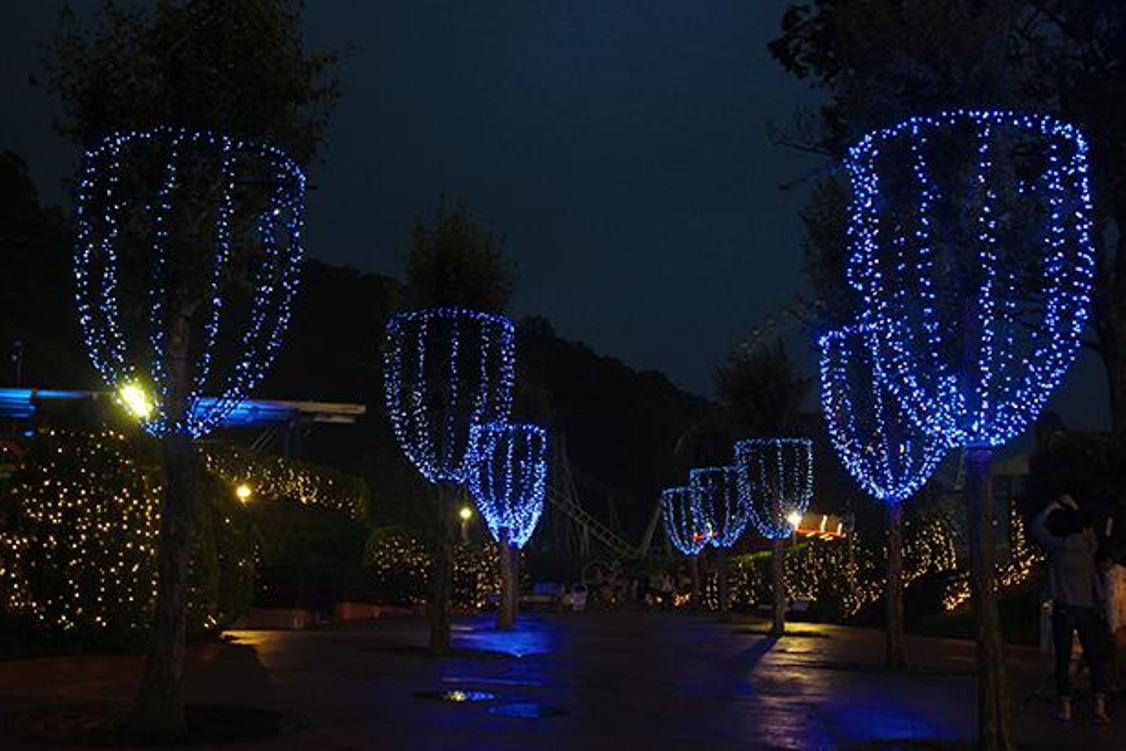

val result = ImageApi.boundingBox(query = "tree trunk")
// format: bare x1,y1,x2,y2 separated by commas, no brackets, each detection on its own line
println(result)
430,483,458,654
885,503,906,669
965,449,1015,751
131,312,197,737
771,536,786,636
1102,339,1126,446
497,527,514,630
1096,227,1126,447
509,544,520,623
689,555,701,612
716,547,729,620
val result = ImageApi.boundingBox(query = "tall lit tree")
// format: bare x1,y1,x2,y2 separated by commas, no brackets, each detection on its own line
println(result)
844,111,1095,750
50,1,338,737
384,308,515,651
818,321,947,668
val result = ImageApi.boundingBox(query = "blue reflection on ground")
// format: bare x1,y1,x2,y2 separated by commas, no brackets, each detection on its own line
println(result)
453,614,557,658
821,703,949,744
487,702,566,718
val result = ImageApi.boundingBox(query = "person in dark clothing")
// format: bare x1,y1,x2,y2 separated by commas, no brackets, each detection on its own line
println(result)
1032,495,1111,724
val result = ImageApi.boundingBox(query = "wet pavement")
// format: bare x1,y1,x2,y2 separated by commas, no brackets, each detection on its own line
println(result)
0,611,1120,749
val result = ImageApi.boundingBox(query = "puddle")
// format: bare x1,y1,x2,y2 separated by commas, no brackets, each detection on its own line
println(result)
487,702,567,719
413,689,497,703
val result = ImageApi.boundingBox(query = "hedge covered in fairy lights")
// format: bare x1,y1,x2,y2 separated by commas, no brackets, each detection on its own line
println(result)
363,527,508,610
202,446,369,522
692,502,1042,618
0,429,370,645
0,429,256,645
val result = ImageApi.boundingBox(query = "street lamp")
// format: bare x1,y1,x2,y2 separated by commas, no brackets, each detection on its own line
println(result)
235,483,253,503
459,505,472,543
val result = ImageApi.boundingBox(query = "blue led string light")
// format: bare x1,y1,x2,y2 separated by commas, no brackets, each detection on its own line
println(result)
466,422,548,549
689,466,749,549
383,307,516,484
734,438,814,540
661,486,707,556
73,127,307,438
844,110,1096,448
817,322,947,505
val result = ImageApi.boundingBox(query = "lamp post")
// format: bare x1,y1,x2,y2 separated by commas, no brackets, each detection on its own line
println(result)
459,505,472,543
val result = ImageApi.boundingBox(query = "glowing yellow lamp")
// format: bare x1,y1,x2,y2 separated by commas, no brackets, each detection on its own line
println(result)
786,511,803,529
235,483,253,503
117,382,154,420
458,506,473,521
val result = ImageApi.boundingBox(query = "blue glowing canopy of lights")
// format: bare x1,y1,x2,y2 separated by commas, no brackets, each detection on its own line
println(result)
73,127,306,438
466,421,548,549
818,322,946,505
735,438,814,540
384,307,516,484
661,486,707,556
844,110,1096,449
689,466,749,549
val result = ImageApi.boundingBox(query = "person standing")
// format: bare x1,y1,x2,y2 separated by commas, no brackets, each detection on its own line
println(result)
1032,495,1111,724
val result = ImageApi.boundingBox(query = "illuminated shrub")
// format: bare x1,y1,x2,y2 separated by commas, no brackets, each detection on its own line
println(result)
202,445,370,521
0,429,254,647
363,527,503,610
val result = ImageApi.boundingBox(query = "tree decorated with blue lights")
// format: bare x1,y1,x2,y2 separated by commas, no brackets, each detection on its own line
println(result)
466,421,548,630
75,128,306,438
818,321,947,668
689,466,748,618
384,307,515,651
844,110,1095,749
72,126,307,733
735,438,813,635
51,1,339,735
661,485,708,610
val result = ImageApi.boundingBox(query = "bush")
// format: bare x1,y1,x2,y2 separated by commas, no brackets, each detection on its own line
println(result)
363,526,502,610
203,445,370,522
247,499,370,612
0,429,254,649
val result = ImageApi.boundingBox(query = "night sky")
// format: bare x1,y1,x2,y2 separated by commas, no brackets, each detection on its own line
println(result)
0,1,1108,431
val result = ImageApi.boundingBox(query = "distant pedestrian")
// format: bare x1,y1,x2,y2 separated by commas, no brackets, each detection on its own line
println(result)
1032,495,1110,724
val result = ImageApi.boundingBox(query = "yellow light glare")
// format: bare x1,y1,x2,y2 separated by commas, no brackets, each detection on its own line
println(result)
458,506,473,521
786,511,803,529
235,484,253,502
117,382,154,420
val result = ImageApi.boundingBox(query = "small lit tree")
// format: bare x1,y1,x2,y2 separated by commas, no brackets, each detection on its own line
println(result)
384,308,515,652
661,485,708,610
735,438,813,635
818,321,947,668
844,110,1096,749
688,466,749,619
466,421,548,630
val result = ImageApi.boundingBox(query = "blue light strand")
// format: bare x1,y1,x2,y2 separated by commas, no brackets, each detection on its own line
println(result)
689,466,750,549
466,422,548,549
384,307,516,484
73,127,307,438
817,322,946,505
192,151,306,437
734,438,814,540
661,485,707,556
844,110,1096,448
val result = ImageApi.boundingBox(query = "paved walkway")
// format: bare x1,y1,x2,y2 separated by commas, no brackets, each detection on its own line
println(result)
0,612,1119,749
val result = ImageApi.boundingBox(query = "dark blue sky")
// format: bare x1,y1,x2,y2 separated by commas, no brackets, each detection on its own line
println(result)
0,1,1108,431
